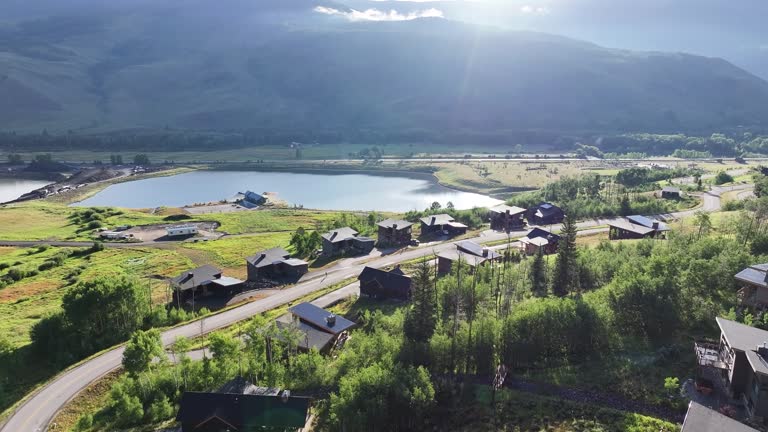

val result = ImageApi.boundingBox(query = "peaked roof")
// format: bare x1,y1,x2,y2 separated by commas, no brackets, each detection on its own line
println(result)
171,265,222,291
217,376,280,396
322,227,358,243
716,317,768,375
377,219,413,230
662,186,681,193
681,401,758,432
275,320,335,352
735,264,768,289
176,390,310,429
607,220,656,235
526,227,561,242
246,247,292,267
420,214,455,226
289,302,356,335
534,202,562,215
456,240,501,260
627,215,669,231
489,204,526,215
358,266,412,292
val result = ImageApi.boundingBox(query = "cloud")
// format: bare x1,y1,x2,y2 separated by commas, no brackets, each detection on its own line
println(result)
520,4,550,14
315,6,445,21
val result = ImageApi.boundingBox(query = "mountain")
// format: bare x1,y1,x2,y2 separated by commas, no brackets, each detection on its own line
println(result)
1,0,768,136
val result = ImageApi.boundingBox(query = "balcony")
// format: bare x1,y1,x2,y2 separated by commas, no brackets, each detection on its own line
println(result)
695,340,729,370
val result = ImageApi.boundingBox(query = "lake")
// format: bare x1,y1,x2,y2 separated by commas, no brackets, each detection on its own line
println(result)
75,170,502,211
0,178,51,203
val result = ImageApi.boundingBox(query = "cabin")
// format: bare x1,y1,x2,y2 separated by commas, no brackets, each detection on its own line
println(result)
376,219,413,247
695,317,768,424
274,302,356,353
681,401,758,432
488,204,527,232
661,186,682,199
321,227,375,257
171,265,244,306
358,266,412,300
176,376,310,432
437,240,501,275
246,247,308,281
520,227,561,255
420,214,468,237
607,215,669,240
240,190,267,209
527,203,565,226
735,264,768,309
166,225,198,238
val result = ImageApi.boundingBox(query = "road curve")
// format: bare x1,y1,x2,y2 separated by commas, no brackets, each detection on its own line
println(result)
1,184,752,432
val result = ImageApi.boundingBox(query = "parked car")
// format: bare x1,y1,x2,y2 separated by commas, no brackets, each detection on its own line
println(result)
409,239,420,247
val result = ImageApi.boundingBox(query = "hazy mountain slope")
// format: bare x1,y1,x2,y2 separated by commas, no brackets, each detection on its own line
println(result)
1,2,767,134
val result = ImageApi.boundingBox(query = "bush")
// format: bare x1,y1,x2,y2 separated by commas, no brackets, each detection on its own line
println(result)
714,171,734,185
163,214,192,221
75,413,93,431
6,268,28,281
87,220,104,230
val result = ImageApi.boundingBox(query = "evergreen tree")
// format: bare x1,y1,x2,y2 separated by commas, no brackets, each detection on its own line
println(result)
529,249,547,297
404,259,438,344
619,195,631,216
552,213,578,296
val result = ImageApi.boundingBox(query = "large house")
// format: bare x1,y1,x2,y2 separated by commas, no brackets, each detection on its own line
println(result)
321,227,375,257
358,266,412,300
608,215,669,240
488,204,526,232
437,240,501,275
520,227,561,255
376,219,413,247
176,376,310,432
695,317,768,423
661,186,682,199
274,302,356,353
246,247,308,281
527,202,565,226
735,264,768,309
170,265,244,306
240,190,267,209
681,401,758,432
420,214,468,237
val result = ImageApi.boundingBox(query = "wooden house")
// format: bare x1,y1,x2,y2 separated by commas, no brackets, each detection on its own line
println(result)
321,227,375,257
420,214,468,237
437,240,501,275
358,266,412,300
176,377,310,432
274,302,356,353
661,186,682,199
246,247,308,281
376,219,413,247
735,264,768,309
171,265,244,306
695,318,768,423
608,215,668,240
520,227,561,255
527,203,565,226
488,204,526,232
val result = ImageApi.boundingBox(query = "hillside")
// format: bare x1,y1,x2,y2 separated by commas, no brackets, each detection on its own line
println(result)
1,0,768,136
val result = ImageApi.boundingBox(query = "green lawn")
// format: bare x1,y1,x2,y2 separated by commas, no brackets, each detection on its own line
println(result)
182,233,294,271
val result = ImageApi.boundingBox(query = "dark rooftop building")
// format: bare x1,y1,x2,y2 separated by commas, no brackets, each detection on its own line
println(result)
289,302,356,336
246,247,308,281
608,215,669,240
521,227,561,255
171,265,244,306
273,302,357,354
661,186,682,199
240,190,267,209
358,266,412,300
321,227,375,257
176,376,310,432
420,214,468,237
488,204,526,232
376,219,413,247
735,264,768,309
527,202,565,226
437,240,501,275
681,401,758,432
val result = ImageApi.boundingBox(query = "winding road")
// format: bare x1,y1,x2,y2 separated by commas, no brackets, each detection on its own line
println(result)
0,183,754,432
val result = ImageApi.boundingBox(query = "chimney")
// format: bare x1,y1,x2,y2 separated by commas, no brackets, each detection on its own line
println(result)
758,342,768,359
652,222,659,230
431,216,436,225
506,209,510,215
326,314,337,327
764,270,768,284
330,232,337,240
483,248,489,257
280,389,291,403
393,223,398,230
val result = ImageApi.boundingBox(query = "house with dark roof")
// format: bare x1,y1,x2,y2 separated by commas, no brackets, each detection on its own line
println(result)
437,240,501,275
735,264,768,309
661,186,682,199
488,204,526,232
240,190,267,209
273,302,357,353
176,376,310,432
246,247,308,281
608,215,669,240
419,214,468,237
521,227,561,255
376,219,413,247
171,265,244,306
527,202,565,225
358,266,412,300
695,317,768,423
321,227,375,257
681,401,758,432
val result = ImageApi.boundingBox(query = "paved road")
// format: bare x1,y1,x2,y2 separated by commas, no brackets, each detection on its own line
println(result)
1,183,753,432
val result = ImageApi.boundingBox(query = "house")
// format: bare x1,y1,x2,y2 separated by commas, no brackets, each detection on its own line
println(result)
608,215,669,240
358,266,412,300
240,190,267,209
171,265,244,305
527,202,565,226
661,186,682,199
488,204,527,232
735,264,768,309
177,376,310,432
273,302,356,353
437,240,501,275
695,317,768,423
520,227,561,255
321,227,375,257
420,214,468,237
376,219,413,247
246,247,308,281
681,401,758,432
166,225,198,238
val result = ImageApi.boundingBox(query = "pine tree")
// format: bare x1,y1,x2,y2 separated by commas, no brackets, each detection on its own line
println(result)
552,213,578,296
529,249,547,297
404,259,438,344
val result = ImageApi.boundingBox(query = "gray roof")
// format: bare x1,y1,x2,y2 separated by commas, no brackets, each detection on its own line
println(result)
420,214,455,226
489,204,526,215
247,247,291,268
607,220,656,235
377,219,413,230
209,276,244,287
275,320,335,351
627,215,669,231
437,249,489,267
217,376,280,396
735,264,768,288
322,227,358,243
662,186,681,193
171,265,222,291
717,317,768,375
681,401,758,432
456,240,501,260
521,236,548,246
289,302,356,335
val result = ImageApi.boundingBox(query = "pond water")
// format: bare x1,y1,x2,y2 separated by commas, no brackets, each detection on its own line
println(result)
0,178,51,203
75,170,502,211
